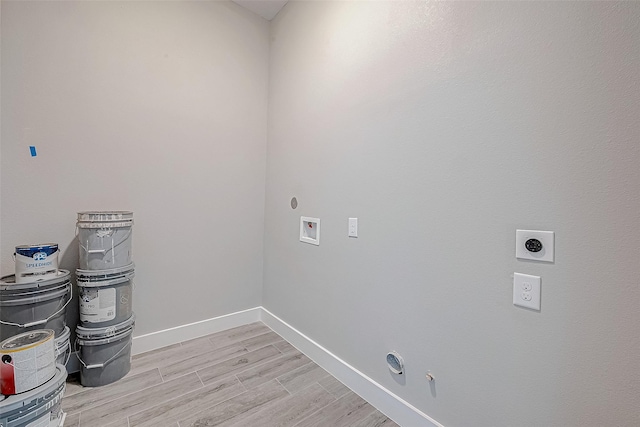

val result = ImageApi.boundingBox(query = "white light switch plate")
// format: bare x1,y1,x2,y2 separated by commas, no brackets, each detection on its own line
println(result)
513,273,541,310
348,218,358,237
516,230,554,262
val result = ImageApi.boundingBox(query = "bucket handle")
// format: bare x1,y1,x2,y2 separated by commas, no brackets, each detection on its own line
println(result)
75,336,132,370
0,285,72,328
64,345,72,367
78,228,132,254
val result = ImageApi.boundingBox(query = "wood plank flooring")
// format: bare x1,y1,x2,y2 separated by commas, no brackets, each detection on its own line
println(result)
62,322,399,427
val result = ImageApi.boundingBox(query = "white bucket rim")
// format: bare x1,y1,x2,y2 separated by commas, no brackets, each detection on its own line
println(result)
77,211,133,220
76,263,135,278
0,282,70,307
77,326,133,346
55,340,70,360
0,329,55,350
55,339,70,351
76,313,135,340
77,220,133,229
54,327,71,347
14,270,60,285
15,243,58,251
55,339,70,357
0,270,71,290
76,263,136,278
0,364,67,416
77,211,133,228
77,273,134,288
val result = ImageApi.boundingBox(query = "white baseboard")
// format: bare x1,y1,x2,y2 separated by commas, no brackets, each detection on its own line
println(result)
131,306,261,355
260,307,444,427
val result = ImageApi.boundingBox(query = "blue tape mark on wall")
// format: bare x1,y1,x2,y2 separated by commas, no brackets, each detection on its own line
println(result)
29,146,37,157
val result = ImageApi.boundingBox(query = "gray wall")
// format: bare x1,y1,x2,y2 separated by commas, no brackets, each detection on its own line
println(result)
264,2,640,426
2,1,639,425
1,1,269,335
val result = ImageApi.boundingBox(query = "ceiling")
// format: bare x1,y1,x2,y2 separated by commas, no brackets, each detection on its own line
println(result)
232,0,289,21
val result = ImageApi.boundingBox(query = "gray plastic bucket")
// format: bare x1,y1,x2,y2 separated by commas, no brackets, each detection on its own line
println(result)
77,211,133,270
54,326,71,367
76,313,135,387
77,264,134,328
0,364,67,427
0,271,72,341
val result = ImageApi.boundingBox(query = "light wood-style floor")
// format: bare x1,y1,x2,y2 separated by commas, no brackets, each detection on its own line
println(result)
62,322,399,427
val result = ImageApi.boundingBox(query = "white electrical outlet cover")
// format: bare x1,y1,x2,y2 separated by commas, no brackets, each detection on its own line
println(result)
513,273,541,310
516,230,554,262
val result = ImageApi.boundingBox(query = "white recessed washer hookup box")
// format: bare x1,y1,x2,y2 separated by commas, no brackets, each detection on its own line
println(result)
300,217,320,245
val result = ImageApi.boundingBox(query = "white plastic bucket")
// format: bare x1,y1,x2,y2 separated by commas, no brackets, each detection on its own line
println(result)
76,264,134,328
0,330,56,395
76,314,135,387
0,364,67,427
0,271,72,341
13,244,59,284
77,211,133,270
54,327,71,367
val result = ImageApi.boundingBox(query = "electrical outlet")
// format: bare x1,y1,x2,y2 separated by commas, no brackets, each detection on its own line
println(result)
516,230,554,262
513,273,541,310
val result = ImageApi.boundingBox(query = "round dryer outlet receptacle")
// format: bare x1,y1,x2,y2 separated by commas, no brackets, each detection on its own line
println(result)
386,351,404,374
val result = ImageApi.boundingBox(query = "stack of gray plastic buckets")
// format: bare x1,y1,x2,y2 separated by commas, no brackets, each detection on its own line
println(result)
75,211,135,387
0,244,70,427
